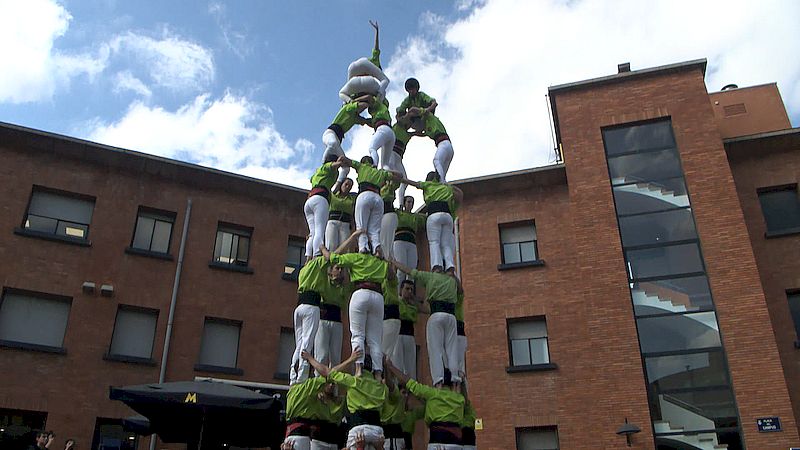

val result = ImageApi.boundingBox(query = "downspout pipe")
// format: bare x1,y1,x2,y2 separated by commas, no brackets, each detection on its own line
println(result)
454,217,462,278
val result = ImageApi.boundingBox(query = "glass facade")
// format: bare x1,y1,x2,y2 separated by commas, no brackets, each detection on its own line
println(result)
603,120,743,450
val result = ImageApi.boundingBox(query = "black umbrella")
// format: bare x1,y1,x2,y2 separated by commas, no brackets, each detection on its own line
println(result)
110,380,283,448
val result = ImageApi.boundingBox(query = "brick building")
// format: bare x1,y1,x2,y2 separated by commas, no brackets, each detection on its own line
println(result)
1,57,799,450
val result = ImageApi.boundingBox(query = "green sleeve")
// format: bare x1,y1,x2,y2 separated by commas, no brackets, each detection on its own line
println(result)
396,96,411,115
369,48,381,69
350,160,364,172
406,379,436,400
411,406,425,421
411,269,431,287
330,253,355,269
420,92,436,106
416,214,427,230
328,370,357,388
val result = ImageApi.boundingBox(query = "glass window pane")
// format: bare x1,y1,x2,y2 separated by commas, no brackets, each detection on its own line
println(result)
500,225,536,243
632,276,714,316
613,178,689,216
530,338,550,364
654,430,743,450
653,388,739,431
57,222,88,239
788,293,800,340
638,312,721,354
603,121,676,155
150,220,172,253
758,188,800,233
276,329,295,374
609,148,682,184
511,339,531,366
645,351,729,392
517,428,559,450
619,208,697,248
509,320,547,339
0,292,70,347
215,232,234,263
199,320,240,368
132,216,155,250
627,243,704,280
28,191,94,224
109,308,157,359
519,242,537,262
286,241,304,266
236,236,250,264
503,243,521,264
25,215,58,234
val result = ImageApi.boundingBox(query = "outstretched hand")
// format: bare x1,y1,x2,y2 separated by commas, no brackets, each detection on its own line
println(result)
369,20,379,31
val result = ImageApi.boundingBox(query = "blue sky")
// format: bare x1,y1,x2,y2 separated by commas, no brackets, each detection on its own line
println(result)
1,0,799,190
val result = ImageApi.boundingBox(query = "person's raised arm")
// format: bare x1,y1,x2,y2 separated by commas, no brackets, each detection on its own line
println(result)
331,348,362,373
401,178,422,189
391,259,415,276
425,99,439,115
369,20,379,54
302,350,332,377
332,230,363,255
384,357,411,387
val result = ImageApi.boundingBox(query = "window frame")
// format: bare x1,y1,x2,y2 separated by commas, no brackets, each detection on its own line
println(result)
126,206,176,259
104,304,159,365
274,326,295,380
498,221,545,271
515,426,560,450
757,183,800,238
209,222,254,274
0,287,72,354
506,316,556,373
15,185,96,246
786,289,800,348
194,316,244,375
282,236,306,281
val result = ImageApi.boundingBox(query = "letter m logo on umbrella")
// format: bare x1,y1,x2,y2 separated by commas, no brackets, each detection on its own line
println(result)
184,392,197,403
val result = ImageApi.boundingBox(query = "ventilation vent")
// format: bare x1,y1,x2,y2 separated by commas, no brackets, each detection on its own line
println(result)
723,103,747,117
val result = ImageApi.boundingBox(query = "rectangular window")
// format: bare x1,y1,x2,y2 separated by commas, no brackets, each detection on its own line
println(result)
516,427,559,450
22,187,95,240
608,147,683,184
274,327,295,379
283,236,305,280
612,177,690,216
0,288,71,351
618,208,697,248
108,306,158,361
758,185,800,235
637,312,721,354
603,120,675,156
788,291,800,343
91,418,138,450
626,242,704,281
0,408,48,450
213,223,252,266
500,223,538,265
130,207,175,254
508,318,549,367
197,318,241,371
631,276,714,317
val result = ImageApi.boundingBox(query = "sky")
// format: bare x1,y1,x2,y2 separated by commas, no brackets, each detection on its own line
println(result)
1,0,799,194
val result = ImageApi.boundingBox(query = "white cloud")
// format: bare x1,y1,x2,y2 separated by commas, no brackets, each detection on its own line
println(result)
208,2,252,59
86,92,315,189
383,0,800,184
113,71,152,98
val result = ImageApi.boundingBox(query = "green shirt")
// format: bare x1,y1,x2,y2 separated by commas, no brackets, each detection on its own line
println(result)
369,100,391,125
420,181,457,215
329,192,356,215
396,91,436,116
317,397,346,424
399,298,418,323
329,370,387,413
310,162,338,190
423,113,448,139
412,270,458,304
351,160,392,189
392,123,413,148
396,210,425,234
380,389,404,425
381,180,400,202
330,253,388,284
321,281,351,309
286,377,327,421
298,257,331,295
383,277,399,306
331,102,365,135
406,379,465,425
461,402,477,429
401,406,425,434
369,47,381,69
455,292,464,322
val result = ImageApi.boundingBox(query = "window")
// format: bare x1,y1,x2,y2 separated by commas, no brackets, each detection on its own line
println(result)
20,187,94,242
0,288,71,352
758,185,800,236
91,418,138,450
788,291,800,346
129,207,175,255
274,327,295,379
211,223,253,273
507,318,551,370
500,223,540,267
516,427,559,450
283,236,305,280
196,317,242,374
107,306,158,362
0,408,47,450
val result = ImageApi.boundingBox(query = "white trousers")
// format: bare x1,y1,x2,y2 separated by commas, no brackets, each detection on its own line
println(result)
383,151,407,204
349,289,384,372
304,195,329,259
314,319,343,369
346,424,385,450
382,318,401,365
428,445,462,450
311,440,339,450
462,446,476,450
380,212,398,261
346,57,389,97
369,125,396,171
433,139,454,183
393,240,418,283
339,75,382,103
284,436,310,450
457,334,467,378
355,191,383,252
384,438,406,450
427,312,459,385
291,304,320,385
426,212,455,270
393,334,417,379
325,219,351,252
322,129,350,184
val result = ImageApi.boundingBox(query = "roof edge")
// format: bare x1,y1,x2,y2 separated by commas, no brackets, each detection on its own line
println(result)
452,163,565,185
723,127,800,144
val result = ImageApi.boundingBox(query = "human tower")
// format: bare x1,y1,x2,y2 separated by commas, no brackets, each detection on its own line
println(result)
283,22,475,450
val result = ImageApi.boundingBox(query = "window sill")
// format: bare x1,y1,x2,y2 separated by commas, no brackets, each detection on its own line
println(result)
125,246,174,261
497,259,545,271
506,363,558,373
208,261,254,274
765,228,800,239
0,339,67,355
103,353,158,366
273,372,290,381
14,227,91,247
194,364,244,376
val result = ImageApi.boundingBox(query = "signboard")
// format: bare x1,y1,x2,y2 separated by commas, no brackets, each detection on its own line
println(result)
756,417,781,432
475,418,483,430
